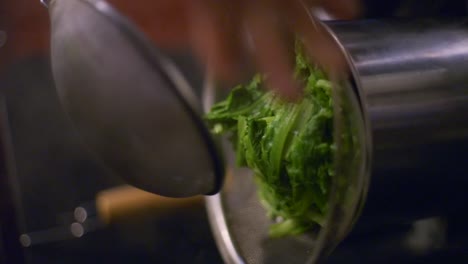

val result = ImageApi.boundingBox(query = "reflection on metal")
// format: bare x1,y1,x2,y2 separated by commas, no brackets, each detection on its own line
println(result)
17,217,103,247
40,0,50,8
74,207,88,223
405,217,447,255
70,223,85,238
328,18,468,224
18,225,76,248
19,234,31,248
205,194,245,264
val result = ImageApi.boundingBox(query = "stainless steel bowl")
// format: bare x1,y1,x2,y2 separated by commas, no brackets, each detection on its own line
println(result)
204,18,468,264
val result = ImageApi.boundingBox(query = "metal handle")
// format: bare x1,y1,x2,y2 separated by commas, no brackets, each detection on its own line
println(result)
19,222,93,248
95,185,203,224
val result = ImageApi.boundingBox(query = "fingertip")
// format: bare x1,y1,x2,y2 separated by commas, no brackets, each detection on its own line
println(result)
300,27,350,78
188,1,246,88
265,74,302,102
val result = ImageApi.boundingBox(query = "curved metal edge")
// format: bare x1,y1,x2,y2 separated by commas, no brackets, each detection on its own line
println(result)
205,195,246,264
158,56,226,195
202,68,244,264
322,20,373,226
321,19,374,180
47,0,226,195
40,0,50,8
303,21,374,264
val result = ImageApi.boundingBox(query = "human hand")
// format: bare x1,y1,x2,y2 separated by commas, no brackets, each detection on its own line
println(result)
131,0,362,98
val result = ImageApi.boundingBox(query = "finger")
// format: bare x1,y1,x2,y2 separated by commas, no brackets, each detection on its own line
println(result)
244,2,301,100
286,1,349,76
110,0,191,49
188,0,245,83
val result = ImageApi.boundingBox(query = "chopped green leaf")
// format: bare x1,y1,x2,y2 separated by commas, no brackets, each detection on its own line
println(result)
205,41,336,237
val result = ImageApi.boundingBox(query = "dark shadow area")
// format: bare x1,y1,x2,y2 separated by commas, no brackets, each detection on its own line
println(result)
0,56,222,264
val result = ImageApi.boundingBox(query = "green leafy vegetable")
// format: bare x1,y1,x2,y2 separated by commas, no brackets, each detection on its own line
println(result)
205,42,335,238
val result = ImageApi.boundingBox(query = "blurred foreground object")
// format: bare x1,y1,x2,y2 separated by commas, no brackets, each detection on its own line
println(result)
42,0,224,198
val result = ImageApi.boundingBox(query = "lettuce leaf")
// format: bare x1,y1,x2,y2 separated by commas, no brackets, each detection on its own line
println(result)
205,42,335,238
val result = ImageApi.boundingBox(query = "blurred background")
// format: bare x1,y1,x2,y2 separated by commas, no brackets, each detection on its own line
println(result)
1,0,468,263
